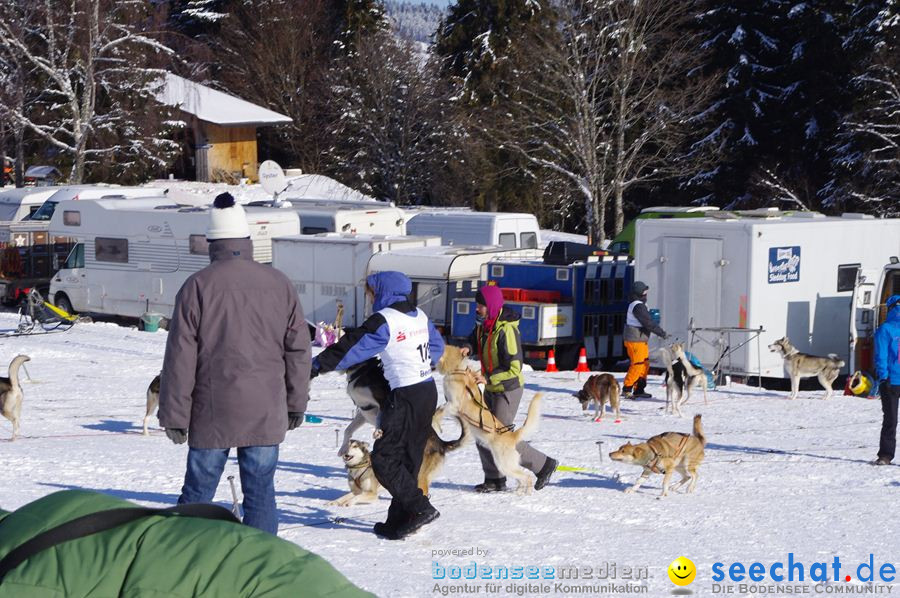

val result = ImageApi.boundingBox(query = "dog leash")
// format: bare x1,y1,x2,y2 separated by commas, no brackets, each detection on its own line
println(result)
448,369,514,435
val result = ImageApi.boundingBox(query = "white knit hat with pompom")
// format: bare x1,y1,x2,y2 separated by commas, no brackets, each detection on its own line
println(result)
207,192,250,240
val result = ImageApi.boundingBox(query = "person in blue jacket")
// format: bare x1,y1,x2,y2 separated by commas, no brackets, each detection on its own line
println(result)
874,295,900,466
311,271,445,538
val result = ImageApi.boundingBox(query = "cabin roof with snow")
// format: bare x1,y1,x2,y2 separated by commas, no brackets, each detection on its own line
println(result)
154,72,291,126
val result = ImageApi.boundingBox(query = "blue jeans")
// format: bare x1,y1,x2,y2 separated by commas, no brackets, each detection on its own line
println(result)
178,445,279,534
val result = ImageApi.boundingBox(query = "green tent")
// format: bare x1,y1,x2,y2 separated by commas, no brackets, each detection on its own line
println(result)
0,490,375,598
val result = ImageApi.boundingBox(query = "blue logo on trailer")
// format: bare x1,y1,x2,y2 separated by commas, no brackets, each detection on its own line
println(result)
768,246,801,284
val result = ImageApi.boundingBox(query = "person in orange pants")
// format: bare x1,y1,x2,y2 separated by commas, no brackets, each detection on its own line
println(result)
623,281,667,399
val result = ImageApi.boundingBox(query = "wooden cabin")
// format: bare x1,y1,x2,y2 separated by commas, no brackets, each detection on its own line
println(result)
155,73,291,182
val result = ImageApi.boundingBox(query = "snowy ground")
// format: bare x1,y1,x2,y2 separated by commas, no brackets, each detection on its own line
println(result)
1,313,898,597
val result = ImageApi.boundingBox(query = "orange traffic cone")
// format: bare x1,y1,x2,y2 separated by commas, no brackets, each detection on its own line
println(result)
575,347,590,373
545,349,559,372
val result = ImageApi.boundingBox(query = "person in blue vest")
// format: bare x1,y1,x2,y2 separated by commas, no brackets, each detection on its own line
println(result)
311,271,445,539
874,295,900,466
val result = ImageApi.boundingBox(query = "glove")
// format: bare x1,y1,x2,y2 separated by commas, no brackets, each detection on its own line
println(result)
659,331,668,340
288,412,304,431
165,428,187,444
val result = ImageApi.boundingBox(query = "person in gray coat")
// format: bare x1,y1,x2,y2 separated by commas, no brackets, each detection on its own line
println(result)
158,192,311,535
623,281,667,399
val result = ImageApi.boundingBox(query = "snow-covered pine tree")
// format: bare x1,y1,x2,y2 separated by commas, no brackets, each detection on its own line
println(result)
432,0,552,216
684,0,792,208
327,31,455,205
824,0,899,216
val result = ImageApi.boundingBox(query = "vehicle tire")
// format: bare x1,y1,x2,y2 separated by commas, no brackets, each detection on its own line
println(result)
54,293,75,315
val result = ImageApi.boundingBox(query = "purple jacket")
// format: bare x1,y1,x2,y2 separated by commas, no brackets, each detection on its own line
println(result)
158,238,311,449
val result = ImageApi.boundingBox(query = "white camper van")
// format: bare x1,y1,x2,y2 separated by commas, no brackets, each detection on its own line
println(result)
48,198,300,319
290,203,407,235
0,187,59,222
405,211,541,249
271,233,441,328
366,245,540,330
634,212,900,379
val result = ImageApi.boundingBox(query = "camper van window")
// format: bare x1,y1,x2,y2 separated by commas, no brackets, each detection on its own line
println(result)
95,237,128,263
64,243,84,269
189,234,209,255
63,210,81,226
302,226,328,234
836,263,861,293
520,232,537,249
499,233,516,248
29,200,57,221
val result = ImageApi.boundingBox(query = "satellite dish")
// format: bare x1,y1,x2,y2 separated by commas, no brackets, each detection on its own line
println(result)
259,160,287,196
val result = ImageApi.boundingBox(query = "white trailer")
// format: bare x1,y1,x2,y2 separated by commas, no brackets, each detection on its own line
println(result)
405,211,541,249
366,245,541,331
48,198,299,319
634,212,900,378
271,233,440,328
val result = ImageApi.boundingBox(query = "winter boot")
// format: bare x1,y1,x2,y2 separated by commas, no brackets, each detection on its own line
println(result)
872,456,892,466
622,385,634,400
395,505,440,538
632,378,652,399
474,477,507,493
534,457,558,491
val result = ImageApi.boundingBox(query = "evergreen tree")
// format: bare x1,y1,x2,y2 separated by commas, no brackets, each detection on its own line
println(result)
683,0,791,207
433,0,551,215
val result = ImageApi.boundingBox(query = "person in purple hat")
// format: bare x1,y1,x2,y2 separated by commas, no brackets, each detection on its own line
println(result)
460,285,558,493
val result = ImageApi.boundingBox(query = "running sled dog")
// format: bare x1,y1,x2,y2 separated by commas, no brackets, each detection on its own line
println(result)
437,345,544,495
328,439,381,506
609,414,706,498
767,336,845,400
340,358,469,496
1,355,31,440
574,373,621,422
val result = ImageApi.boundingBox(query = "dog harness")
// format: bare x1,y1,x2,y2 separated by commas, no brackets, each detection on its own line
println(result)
448,369,514,435
645,434,691,474
347,459,373,488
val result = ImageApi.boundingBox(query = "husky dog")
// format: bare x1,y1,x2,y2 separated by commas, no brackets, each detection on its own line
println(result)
666,343,709,416
768,337,845,400
327,439,382,506
144,373,161,436
574,373,621,422
609,414,706,498
0,355,31,440
436,345,543,495
341,358,469,496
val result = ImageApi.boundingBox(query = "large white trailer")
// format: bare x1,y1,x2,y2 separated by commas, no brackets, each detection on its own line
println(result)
271,233,440,328
48,198,299,319
634,212,900,378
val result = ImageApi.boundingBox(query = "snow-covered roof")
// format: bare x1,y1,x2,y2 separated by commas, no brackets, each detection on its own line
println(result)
154,72,292,126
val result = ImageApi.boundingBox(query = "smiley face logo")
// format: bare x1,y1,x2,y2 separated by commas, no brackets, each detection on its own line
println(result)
668,557,696,586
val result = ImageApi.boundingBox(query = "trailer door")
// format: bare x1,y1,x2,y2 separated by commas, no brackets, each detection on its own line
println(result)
660,237,722,364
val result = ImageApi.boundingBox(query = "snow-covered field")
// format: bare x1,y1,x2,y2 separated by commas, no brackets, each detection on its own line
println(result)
1,313,897,597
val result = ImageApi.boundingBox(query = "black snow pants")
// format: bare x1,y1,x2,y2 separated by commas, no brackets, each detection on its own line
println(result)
371,378,438,526
879,382,900,461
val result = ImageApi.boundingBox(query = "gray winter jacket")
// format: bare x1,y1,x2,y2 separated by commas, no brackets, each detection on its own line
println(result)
158,238,311,449
623,296,667,343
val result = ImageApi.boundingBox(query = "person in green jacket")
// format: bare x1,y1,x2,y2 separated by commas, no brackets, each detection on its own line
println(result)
460,285,558,493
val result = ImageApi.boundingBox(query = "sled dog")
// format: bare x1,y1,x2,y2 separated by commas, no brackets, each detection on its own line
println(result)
144,373,161,435
341,358,469,496
328,439,381,506
0,355,31,440
436,345,543,495
665,343,709,416
768,336,844,400
609,414,706,498
574,373,621,422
